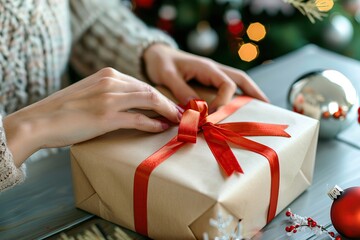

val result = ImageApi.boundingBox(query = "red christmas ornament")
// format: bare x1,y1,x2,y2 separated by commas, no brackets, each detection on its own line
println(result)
157,18,173,33
328,185,360,239
134,0,154,8
227,19,245,36
157,4,176,34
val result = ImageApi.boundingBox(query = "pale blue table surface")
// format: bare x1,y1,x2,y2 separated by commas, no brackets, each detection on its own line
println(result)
1,44,360,240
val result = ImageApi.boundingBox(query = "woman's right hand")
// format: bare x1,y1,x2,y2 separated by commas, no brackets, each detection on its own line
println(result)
3,68,182,167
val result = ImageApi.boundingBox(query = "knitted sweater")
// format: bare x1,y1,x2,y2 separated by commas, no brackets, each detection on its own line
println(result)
0,0,177,191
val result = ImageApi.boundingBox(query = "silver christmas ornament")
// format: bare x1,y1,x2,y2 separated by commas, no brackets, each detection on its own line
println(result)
187,21,219,56
288,69,358,139
323,14,354,50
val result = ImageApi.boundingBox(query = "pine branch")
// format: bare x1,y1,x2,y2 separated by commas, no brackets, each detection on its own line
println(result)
283,0,329,23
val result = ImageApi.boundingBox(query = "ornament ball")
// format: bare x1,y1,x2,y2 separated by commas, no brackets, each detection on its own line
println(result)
328,186,360,239
288,69,358,139
323,14,353,50
187,21,219,56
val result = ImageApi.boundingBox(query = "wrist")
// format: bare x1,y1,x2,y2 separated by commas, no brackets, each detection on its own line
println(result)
143,43,171,63
142,43,172,84
3,109,43,167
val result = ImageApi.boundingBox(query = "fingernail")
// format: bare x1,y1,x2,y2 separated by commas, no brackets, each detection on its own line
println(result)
177,110,183,122
175,105,184,122
209,107,217,114
176,105,185,113
161,122,170,130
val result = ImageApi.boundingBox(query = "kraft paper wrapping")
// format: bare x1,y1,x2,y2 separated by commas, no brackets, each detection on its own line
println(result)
70,87,319,239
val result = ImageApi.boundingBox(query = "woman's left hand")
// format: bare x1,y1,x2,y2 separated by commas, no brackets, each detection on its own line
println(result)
143,44,269,112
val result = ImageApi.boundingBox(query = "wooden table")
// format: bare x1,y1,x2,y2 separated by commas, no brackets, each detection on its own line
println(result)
1,44,359,240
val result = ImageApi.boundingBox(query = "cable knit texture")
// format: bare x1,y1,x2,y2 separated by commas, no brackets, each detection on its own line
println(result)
0,0,177,191
70,0,177,81
0,116,26,191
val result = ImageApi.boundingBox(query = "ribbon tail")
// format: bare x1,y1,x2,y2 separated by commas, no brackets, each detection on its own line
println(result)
133,137,186,235
216,122,290,137
249,141,279,223
220,132,280,222
206,96,253,124
203,129,243,176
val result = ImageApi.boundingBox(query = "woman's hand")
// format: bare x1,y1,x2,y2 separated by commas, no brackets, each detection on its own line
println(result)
143,44,269,112
3,68,182,167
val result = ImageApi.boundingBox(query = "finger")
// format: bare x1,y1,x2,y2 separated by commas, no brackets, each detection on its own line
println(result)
219,65,269,102
159,68,200,105
209,79,237,112
69,67,125,90
103,91,181,124
92,77,154,94
66,68,145,94
195,66,237,111
66,76,158,103
50,68,128,99
109,112,170,132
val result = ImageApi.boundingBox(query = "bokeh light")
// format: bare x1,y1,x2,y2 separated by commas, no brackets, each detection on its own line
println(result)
159,4,177,20
315,0,334,12
238,43,259,62
247,22,266,42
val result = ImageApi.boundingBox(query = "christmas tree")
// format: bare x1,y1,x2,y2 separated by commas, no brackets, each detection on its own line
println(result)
132,0,360,70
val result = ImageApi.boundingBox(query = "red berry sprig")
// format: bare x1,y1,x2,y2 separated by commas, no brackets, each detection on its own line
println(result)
284,208,340,239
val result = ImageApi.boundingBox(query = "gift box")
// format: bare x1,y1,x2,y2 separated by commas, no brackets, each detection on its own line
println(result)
70,87,319,239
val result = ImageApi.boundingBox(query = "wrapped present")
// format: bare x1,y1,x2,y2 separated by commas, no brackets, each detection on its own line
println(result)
70,87,319,239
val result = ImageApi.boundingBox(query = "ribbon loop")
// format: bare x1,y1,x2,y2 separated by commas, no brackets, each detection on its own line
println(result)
186,99,208,119
177,99,209,143
177,109,200,143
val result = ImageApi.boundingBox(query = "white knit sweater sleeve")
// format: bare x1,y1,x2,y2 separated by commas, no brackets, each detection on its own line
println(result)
0,116,26,192
69,0,178,82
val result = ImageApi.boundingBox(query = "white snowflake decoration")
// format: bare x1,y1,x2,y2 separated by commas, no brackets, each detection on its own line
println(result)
203,212,244,240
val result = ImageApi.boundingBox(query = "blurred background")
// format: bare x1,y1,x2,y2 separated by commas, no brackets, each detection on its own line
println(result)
128,0,360,70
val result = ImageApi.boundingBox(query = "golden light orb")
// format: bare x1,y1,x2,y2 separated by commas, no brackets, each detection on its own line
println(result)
238,43,259,62
246,22,266,42
316,0,334,12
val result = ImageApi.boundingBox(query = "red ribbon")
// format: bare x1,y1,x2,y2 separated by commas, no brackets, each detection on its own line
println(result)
133,96,290,236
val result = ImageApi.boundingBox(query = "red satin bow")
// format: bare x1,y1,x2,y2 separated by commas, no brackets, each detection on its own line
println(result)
133,96,290,236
